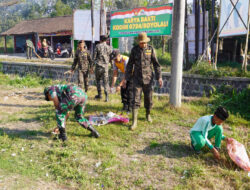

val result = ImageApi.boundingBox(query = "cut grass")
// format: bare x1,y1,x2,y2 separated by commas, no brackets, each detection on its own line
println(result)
0,73,249,189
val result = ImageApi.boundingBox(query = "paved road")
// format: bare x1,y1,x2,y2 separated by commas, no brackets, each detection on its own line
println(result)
0,53,73,63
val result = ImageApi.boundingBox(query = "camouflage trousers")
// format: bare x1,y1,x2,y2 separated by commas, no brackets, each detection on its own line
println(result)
121,80,133,108
56,90,90,129
78,70,89,92
26,47,33,59
133,82,153,111
95,66,109,95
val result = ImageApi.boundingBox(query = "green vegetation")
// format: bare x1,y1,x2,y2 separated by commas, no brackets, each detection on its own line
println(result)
0,36,14,53
0,73,249,189
188,61,250,78
0,72,53,88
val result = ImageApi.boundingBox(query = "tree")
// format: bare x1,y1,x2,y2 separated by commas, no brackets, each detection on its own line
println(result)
50,0,72,17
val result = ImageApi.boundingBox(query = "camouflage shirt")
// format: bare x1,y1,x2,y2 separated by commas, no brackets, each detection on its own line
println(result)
72,49,92,72
93,42,112,69
26,39,34,49
47,84,86,111
125,45,162,85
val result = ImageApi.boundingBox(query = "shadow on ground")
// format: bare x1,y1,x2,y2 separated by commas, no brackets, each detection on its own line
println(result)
0,103,41,108
0,128,49,141
137,142,195,158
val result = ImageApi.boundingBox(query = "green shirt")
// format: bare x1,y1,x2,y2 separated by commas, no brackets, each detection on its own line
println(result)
190,115,225,149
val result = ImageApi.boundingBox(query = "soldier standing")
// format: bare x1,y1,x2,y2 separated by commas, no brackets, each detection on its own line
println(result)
26,38,34,59
93,35,112,102
71,40,92,92
44,84,100,141
124,32,163,130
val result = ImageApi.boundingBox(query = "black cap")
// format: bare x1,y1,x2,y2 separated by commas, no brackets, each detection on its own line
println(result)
214,106,229,121
78,40,85,45
100,35,108,41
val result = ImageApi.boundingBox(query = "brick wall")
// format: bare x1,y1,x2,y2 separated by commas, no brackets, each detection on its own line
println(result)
1,61,250,97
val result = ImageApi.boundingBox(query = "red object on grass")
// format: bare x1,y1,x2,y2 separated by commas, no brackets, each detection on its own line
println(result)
227,138,250,171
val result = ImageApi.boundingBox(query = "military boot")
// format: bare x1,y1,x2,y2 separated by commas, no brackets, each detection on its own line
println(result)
122,104,128,112
58,127,67,142
130,109,138,130
146,110,152,123
95,90,102,99
87,125,100,138
104,92,109,102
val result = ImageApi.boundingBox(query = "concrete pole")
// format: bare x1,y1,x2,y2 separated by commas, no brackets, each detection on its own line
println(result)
170,0,186,107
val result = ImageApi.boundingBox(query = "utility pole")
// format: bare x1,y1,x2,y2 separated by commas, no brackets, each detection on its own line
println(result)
91,0,95,56
170,0,186,107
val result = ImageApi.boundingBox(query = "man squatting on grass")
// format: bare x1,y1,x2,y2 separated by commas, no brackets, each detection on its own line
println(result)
44,84,100,141
190,106,230,160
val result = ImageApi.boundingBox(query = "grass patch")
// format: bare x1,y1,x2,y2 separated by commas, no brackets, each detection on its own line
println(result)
0,73,249,189
0,72,57,88
188,61,250,78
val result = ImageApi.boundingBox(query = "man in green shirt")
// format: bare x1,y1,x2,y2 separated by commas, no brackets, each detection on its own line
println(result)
26,38,34,59
190,106,230,160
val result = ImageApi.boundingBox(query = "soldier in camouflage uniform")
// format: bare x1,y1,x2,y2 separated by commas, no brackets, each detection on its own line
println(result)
71,41,92,92
124,32,163,130
44,84,100,141
93,35,112,102
26,38,34,59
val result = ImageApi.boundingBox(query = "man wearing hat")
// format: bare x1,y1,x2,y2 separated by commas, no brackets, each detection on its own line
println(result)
110,49,133,112
190,106,230,160
71,40,92,92
44,84,100,141
124,32,163,130
93,35,112,102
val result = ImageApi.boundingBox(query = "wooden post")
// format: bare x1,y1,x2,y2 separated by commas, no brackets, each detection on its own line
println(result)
232,39,237,62
185,0,190,69
100,0,104,35
162,36,165,55
211,0,215,62
242,4,250,72
214,0,222,70
202,0,205,53
91,0,95,57
4,35,7,54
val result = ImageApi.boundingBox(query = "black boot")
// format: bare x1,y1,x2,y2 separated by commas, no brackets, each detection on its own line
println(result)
87,125,100,138
105,92,109,102
58,127,67,142
122,104,128,111
95,91,102,99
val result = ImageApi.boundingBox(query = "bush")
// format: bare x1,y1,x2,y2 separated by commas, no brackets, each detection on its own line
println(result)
188,61,250,78
210,85,250,121
155,48,171,67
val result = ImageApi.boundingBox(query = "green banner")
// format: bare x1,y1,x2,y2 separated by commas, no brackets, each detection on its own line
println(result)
110,4,173,38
